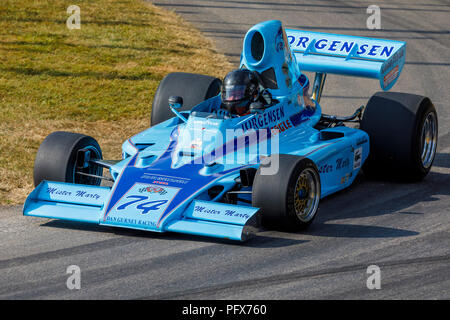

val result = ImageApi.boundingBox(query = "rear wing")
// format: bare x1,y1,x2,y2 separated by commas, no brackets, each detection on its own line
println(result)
285,29,406,91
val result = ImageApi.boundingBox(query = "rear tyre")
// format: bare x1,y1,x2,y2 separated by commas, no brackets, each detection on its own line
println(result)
252,155,321,231
361,92,438,181
33,131,103,187
150,72,222,126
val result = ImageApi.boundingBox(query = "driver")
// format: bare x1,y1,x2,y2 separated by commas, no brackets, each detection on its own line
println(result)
221,69,261,116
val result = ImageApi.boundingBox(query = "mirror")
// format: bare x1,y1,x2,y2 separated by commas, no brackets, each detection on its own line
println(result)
168,96,183,109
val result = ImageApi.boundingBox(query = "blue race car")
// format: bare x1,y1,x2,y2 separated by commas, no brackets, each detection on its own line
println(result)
24,20,438,241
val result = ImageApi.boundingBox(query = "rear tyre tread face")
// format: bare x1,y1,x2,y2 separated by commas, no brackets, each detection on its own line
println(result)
150,72,222,126
252,155,321,231
33,131,103,187
361,91,438,182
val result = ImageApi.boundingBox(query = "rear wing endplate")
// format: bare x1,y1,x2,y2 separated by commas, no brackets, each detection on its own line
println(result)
285,29,406,91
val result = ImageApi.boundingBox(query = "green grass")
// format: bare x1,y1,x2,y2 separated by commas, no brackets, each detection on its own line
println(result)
0,0,232,204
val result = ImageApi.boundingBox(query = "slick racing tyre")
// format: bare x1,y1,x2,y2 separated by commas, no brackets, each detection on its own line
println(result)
252,155,321,231
361,92,438,181
33,131,103,187
150,72,222,126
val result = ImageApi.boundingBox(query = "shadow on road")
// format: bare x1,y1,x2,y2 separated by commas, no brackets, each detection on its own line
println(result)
434,152,450,168
41,219,308,248
309,158,450,238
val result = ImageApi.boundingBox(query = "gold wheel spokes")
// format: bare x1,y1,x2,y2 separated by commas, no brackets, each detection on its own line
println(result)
294,175,308,213
294,198,307,213
293,168,320,222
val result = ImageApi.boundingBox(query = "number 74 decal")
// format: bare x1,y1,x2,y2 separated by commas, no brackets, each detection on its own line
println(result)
117,195,168,214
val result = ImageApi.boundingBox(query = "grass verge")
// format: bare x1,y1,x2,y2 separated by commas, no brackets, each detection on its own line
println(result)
0,0,232,204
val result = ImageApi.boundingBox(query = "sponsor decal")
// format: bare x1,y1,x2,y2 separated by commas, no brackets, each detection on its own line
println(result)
340,173,352,184
336,157,350,170
106,183,180,226
194,205,250,220
380,47,405,74
276,26,294,63
140,173,190,186
383,65,399,88
46,187,72,196
153,180,168,186
240,106,285,132
270,119,292,135
46,187,101,200
287,35,396,58
353,147,363,169
319,158,350,174
105,216,156,228
318,163,333,174
275,27,284,52
116,196,168,215
138,186,167,195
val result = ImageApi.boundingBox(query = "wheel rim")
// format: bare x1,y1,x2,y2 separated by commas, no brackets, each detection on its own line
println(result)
420,112,437,169
293,168,320,222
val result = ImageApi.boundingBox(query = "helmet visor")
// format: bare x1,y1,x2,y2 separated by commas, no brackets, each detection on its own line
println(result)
222,85,247,102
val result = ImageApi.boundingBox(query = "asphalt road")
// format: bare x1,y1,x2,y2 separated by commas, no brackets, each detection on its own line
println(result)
0,0,449,299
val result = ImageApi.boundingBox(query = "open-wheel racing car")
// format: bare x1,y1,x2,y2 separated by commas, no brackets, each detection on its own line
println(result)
24,20,438,241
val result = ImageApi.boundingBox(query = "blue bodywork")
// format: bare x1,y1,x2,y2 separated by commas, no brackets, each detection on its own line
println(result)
23,20,406,241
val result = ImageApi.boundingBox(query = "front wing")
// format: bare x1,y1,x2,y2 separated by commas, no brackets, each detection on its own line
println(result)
23,181,260,241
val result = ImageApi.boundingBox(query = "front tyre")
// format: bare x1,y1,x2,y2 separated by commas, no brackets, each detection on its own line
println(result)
33,131,103,187
252,155,321,231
